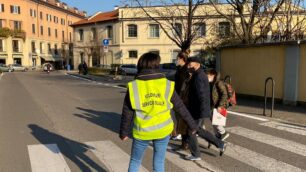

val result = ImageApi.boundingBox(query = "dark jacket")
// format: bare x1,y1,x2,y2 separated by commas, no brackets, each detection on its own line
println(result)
210,80,228,109
174,65,188,94
188,69,211,119
119,69,197,139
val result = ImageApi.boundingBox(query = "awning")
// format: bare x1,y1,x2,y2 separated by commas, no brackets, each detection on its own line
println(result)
41,55,63,62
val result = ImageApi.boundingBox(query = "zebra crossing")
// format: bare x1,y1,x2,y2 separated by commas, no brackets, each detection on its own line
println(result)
27,120,306,172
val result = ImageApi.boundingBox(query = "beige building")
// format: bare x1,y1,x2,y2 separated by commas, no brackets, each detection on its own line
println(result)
0,0,86,69
71,5,232,68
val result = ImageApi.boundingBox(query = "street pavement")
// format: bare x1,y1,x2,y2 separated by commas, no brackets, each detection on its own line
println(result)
0,71,306,172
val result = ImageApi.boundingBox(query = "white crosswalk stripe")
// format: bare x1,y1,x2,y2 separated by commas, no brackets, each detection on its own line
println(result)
260,121,306,136
197,138,304,172
226,126,306,157
86,141,148,172
28,144,71,172
27,126,306,172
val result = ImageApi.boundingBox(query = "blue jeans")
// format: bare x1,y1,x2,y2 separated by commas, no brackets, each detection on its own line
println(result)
128,136,170,172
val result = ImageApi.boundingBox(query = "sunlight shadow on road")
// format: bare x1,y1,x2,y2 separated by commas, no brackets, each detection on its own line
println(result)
28,124,107,172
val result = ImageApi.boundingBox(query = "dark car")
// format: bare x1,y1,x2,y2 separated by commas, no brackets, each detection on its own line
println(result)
160,63,177,80
119,64,138,75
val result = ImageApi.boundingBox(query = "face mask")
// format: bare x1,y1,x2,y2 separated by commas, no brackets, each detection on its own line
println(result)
187,67,196,74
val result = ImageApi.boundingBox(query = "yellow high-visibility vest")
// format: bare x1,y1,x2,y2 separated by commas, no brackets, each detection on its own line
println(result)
128,78,175,140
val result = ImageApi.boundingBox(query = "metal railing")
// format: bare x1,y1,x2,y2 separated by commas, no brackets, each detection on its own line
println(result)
263,77,275,117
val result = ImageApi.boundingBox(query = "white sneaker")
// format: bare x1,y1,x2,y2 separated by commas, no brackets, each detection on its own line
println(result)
185,155,202,161
172,134,182,140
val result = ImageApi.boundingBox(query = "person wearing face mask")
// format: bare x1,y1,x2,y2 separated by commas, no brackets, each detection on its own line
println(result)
171,52,190,150
206,69,230,141
184,56,227,161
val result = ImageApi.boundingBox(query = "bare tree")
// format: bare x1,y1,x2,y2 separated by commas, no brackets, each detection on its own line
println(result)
209,0,286,44
121,0,216,52
272,0,306,41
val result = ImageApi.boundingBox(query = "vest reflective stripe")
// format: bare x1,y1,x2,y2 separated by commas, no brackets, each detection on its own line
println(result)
132,81,153,120
134,118,173,132
128,78,175,140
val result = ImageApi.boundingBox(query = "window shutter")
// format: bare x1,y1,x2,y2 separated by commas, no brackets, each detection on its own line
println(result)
18,6,20,14
1,4,4,12
10,5,13,13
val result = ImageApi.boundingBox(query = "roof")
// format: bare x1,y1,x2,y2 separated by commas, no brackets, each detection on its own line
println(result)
71,10,119,26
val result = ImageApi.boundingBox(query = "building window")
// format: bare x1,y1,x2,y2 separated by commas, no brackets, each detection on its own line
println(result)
40,42,43,54
91,28,97,40
149,24,160,38
219,22,230,38
47,43,51,53
80,52,84,63
107,26,113,39
30,9,36,17
12,40,20,52
128,50,138,58
40,26,43,35
10,5,20,14
13,21,22,30
0,39,3,52
55,29,58,38
31,41,36,53
54,44,58,55
128,24,137,37
196,23,206,37
32,24,35,34
79,29,84,41
0,19,3,28
61,18,65,25
46,14,52,21
48,27,51,36
69,32,72,42
62,31,65,41
1,4,5,12
54,16,58,23
40,11,43,20
174,23,182,37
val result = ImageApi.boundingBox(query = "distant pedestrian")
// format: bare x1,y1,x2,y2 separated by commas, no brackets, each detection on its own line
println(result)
78,63,83,74
185,56,227,161
171,51,189,150
207,69,230,141
119,52,197,172
82,61,88,75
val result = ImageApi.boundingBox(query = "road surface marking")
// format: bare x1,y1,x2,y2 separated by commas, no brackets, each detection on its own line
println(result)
227,126,306,157
148,144,223,172
197,138,304,172
86,141,148,172
228,111,269,122
28,144,71,172
260,121,306,136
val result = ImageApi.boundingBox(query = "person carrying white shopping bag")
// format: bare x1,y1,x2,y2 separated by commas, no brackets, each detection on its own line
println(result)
212,108,228,126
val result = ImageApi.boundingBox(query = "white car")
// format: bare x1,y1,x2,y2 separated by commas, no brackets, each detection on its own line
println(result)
9,64,27,72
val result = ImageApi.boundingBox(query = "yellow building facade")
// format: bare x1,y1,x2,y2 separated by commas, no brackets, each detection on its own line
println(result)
0,0,86,69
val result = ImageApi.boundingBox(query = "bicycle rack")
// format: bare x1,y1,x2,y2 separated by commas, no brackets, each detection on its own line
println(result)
263,77,275,117
224,75,232,84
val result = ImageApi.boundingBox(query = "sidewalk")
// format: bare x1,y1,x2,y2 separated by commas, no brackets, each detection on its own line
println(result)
66,71,306,125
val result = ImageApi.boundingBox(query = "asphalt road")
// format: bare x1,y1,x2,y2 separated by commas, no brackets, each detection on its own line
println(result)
0,71,305,172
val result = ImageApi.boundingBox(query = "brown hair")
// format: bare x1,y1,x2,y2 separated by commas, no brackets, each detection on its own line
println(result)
137,52,161,72
206,69,218,76
177,51,188,63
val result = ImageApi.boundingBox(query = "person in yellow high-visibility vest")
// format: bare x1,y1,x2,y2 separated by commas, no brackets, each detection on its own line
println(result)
120,52,197,172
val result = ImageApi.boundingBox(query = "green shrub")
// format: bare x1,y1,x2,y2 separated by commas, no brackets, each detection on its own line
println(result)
88,67,111,74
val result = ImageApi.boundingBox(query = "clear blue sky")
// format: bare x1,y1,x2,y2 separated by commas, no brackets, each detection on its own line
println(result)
62,0,121,16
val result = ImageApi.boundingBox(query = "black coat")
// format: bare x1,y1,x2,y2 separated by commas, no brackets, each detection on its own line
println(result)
119,70,197,139
188,69,211,119
174,65,188,94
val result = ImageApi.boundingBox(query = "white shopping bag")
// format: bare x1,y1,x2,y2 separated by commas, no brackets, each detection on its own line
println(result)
212,109,227,126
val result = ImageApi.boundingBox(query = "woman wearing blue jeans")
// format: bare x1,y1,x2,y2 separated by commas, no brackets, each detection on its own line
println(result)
119,52,197,172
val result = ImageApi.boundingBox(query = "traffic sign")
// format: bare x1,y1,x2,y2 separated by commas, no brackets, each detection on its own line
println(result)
103,46,109,53
103,39,109,46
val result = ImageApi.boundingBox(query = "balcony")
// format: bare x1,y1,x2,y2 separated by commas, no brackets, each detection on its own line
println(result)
0,28,26,40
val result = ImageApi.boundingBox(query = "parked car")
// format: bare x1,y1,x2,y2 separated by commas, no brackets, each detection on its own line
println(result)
160,63,177,80
119,64,138,75
42,63,54,71
0,64,11,72
8,64,27,72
